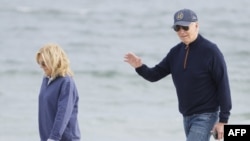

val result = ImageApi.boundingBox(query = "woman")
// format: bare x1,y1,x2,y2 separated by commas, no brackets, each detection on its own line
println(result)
36,43,81,141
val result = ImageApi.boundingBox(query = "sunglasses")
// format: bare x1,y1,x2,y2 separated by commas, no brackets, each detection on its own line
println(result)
39,61,46,67
173,25,189,32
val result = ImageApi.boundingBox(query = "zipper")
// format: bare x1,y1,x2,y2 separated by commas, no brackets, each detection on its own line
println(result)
184,45,189,69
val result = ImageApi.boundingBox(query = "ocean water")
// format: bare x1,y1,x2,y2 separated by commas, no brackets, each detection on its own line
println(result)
0,0,249,140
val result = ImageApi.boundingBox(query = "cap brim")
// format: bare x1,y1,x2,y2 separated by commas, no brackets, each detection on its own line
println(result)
173,21,191,26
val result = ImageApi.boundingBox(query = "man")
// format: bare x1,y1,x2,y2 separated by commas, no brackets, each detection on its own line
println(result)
124,9,232,141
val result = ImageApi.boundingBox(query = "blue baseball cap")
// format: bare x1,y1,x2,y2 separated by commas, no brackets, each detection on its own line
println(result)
173,9,198,26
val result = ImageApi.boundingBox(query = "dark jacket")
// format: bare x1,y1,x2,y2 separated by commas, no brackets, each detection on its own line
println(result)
136,34,232,123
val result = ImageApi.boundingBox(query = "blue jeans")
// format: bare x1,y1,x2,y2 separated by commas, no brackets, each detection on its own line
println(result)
183,112,218,141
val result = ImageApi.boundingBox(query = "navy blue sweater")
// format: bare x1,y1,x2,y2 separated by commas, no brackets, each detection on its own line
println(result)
38,75,81,141
136,34,232,123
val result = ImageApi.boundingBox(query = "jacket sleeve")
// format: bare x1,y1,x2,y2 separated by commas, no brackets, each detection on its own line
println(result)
135,55,171,82
210,46,232,123
49,79,76,140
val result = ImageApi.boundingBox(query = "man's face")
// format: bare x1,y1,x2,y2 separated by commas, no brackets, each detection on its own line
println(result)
174,22,199,45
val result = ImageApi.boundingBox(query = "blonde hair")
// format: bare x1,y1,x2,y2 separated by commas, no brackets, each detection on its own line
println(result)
36,43,73,78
